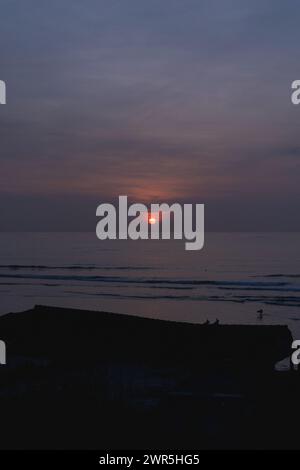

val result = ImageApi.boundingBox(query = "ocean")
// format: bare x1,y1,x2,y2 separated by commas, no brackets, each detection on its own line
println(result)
0,232,299,338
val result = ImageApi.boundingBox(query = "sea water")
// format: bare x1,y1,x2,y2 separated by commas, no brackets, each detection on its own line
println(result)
0,232,299,339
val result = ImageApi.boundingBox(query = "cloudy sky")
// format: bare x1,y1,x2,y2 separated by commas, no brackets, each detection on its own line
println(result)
0,0,299,230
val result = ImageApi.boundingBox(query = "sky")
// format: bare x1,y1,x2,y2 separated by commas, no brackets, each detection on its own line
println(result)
0,0,300,231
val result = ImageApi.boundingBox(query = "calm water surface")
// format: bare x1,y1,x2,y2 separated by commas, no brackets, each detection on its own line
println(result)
0,232,299,338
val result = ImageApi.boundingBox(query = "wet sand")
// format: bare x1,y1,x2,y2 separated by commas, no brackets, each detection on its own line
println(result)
0,305,298,449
